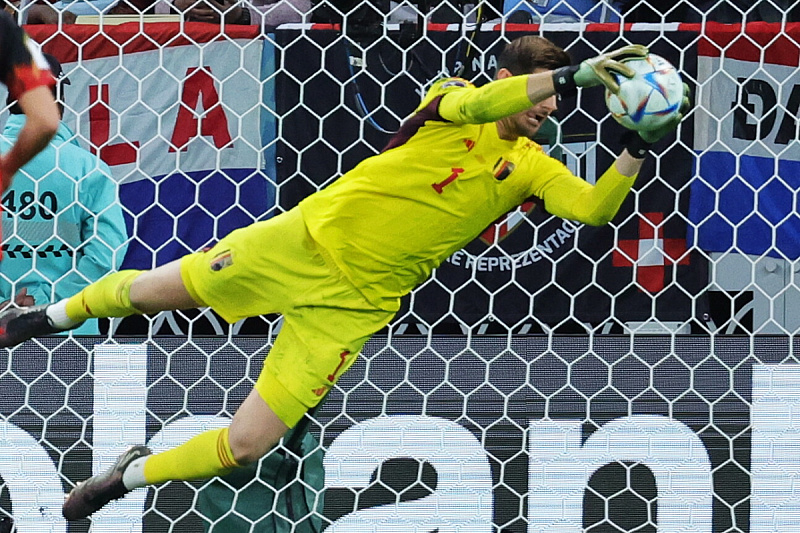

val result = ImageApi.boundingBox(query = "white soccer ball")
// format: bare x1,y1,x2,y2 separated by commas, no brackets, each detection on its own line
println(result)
604,53,684,132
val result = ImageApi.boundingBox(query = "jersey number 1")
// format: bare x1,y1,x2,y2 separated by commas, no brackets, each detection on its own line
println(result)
432,168,464,194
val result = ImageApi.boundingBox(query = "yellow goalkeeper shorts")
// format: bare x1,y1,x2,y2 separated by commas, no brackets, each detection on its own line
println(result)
180,207,395,427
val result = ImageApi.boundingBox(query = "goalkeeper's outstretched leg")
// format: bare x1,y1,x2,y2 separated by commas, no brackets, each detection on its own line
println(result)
0,259,196,348
0,208,393,521
62,386,291,521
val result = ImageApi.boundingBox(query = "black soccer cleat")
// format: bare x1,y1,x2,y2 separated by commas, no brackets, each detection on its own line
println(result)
0,304,63,348
62,445,152,521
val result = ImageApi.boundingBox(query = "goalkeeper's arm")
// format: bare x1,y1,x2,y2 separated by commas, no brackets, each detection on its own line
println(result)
542,82,691,225
438,45,648,125
538,90,691,227
540,161,639,227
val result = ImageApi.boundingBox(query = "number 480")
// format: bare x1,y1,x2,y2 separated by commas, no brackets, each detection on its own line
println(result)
2,190,58,220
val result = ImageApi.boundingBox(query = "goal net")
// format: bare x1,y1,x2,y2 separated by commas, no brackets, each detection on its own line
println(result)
0,1,799,531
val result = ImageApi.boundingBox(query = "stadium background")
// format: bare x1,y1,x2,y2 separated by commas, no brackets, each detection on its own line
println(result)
0,6,798,532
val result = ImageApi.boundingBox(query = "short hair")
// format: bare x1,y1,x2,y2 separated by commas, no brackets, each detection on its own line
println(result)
496,35,572,76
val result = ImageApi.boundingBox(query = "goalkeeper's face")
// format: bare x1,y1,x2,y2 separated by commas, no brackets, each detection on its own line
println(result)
498,68,557,141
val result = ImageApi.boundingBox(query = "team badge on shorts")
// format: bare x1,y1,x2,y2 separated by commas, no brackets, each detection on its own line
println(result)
210,250,233,271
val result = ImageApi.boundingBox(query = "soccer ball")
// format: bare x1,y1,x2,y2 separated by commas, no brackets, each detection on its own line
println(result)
604,54,684,132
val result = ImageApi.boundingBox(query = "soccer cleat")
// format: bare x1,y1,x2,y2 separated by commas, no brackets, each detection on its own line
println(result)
62,445,152,521
0,304,64,347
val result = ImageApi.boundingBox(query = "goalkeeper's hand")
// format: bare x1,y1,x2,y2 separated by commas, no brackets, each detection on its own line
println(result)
637,82,692,144
625,83,692,158
552,44,649,96
574,45,649,93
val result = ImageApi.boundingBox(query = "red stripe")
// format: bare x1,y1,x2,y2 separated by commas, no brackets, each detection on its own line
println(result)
428,23,453,32
585,22,635,32
310,23,339,30
25,22,261,64
488,22,538,32
698,22,800,66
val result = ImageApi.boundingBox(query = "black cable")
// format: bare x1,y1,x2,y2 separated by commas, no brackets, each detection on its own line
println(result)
344,41,399,135
454,0,499,79
454,2,484,78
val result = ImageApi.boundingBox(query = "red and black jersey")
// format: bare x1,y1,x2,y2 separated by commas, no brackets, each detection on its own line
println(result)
0,11,55,102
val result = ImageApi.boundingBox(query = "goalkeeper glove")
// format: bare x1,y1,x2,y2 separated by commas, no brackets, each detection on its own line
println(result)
552,44,649,96
626,83,692,158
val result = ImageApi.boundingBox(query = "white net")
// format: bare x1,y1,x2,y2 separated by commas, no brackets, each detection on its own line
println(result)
0,1,799,531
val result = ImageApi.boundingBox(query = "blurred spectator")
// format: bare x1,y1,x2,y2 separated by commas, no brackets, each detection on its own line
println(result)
22,0,310,27
503,0,622,22
171,0,310,27
621,0,800,22
21,0,143,24
0,54,127,334
3,0,20,15
23,2,80,23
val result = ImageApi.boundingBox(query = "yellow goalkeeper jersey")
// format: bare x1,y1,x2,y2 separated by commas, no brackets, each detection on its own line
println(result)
299,76,635,311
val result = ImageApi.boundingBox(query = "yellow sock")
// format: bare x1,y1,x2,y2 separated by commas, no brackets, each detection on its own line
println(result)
143,427,240,485
65,270,144,322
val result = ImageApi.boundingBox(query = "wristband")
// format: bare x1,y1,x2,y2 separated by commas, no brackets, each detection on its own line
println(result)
622,131,652,159
552,65,579,96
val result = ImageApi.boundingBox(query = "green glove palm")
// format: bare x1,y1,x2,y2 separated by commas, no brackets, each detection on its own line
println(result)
638,83,692,144
574,44,650,93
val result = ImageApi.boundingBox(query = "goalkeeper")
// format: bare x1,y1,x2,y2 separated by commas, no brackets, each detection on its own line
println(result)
0,35,689,521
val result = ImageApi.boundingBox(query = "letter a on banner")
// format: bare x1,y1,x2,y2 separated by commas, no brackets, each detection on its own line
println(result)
528,416,713,533
170,67,232,152
324,415,493,532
